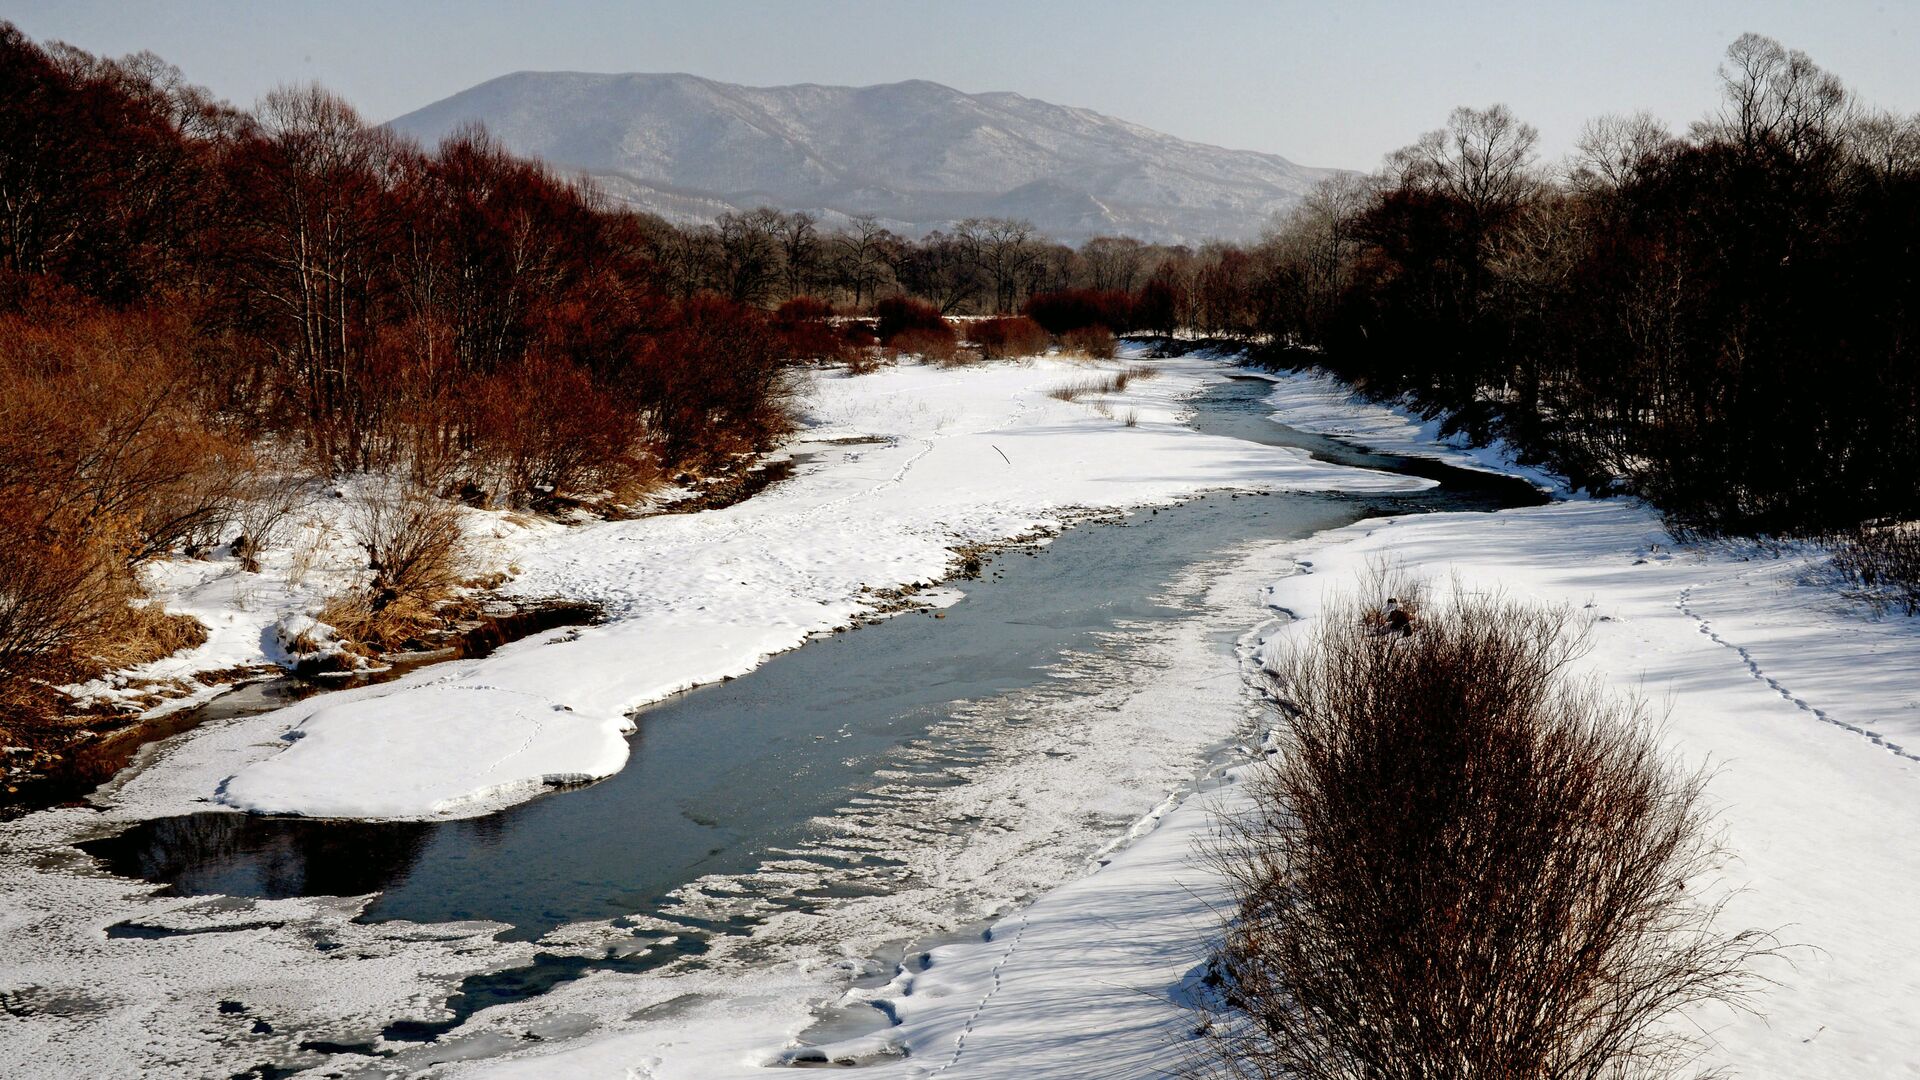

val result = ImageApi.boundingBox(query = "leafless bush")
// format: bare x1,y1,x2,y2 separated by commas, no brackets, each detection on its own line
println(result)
844,345,885,376
964,315,1053,359
1202,582,1771,1080
232,471,314,573
330,480,468,649
0,512,130,726
1829,519,1920,615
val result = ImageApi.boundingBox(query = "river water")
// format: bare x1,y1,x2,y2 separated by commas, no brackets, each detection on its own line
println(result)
79,373,1545,1053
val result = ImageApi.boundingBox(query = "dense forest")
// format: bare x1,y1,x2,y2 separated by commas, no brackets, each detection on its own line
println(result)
1242,36,1920,537
3,24,1916,732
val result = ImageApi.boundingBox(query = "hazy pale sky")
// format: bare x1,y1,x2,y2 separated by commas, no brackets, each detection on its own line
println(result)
8,1,1918,170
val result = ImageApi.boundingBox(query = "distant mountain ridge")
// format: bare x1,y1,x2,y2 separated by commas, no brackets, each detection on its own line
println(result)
387,71,1333,243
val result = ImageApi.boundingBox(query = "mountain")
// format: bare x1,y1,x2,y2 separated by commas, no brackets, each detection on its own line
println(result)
386,72,1333,244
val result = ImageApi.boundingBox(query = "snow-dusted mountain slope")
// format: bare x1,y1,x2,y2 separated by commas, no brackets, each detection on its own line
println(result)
386,72,1334,242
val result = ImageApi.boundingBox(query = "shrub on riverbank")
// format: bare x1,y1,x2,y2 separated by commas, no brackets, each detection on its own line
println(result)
317,480,470,653
964,316,1051,359
1024,288,1133,336
1831,520,1920,616
1060,325,1117,359
1203,583,1769,1080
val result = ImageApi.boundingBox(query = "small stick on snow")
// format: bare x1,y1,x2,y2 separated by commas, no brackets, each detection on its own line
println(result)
992,445,1011,466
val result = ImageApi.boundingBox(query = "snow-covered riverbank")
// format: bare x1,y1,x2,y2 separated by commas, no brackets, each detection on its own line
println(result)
447,370,1920,1079
127,354,1423,821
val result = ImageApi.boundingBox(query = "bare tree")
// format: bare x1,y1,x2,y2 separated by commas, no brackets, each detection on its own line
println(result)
1081,235,1147,293
241,85,408,466
831,214,897,308
1571,112,1673,193
1390,103,1542,226
773,210,819,300
714,206,783,306
1706,33,1850,158
958,217,1041,313
1842,109,1920,179
895,228,984,313
1258,172,1375,339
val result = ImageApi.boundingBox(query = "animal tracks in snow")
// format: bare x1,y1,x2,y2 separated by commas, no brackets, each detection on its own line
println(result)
1676,585,1918,765
926,908,1032,1076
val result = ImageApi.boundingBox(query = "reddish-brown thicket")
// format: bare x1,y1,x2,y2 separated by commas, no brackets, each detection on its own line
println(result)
775,296,834,323
1131,276,1183,338
872,295,949,343
1023,288,1134,336
963,315,1051,359
2,24,796,500
772,295,852,362
886,326,963,365
0,299,244,726
458,351,648,506
625,295,791,468
0,24,812,736
872,295,960,362
1060,325,1117,359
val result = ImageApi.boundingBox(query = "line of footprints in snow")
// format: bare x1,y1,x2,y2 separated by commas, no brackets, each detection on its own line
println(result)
1675,585,1917,764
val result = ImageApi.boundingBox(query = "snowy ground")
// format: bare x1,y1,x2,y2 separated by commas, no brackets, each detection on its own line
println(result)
433,368,1920,1078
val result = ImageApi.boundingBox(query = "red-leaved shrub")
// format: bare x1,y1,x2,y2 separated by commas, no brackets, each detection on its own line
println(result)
773,296,849,362
886,326,961,364
873,295,948,343
965,316,1052,359
1061,325,1117,359
1024,288,1134,336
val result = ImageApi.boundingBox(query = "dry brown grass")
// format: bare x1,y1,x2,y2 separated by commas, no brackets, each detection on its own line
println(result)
90,604,208,671
1200,579,1772,1080
1046,364,1159,403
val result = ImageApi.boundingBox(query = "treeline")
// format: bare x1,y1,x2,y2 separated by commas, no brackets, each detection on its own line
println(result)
1235,35,1920,535
649,209,1201,325
0,26,794,494
0,25,801,722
